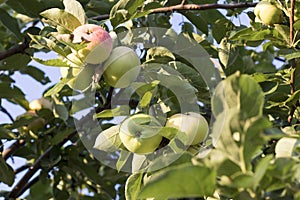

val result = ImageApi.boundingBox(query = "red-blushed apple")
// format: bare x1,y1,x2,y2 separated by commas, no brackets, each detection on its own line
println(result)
165,112,209,145
29,98,52,111
119,113,163,154
72,24,113,64
103,46,141,88
254,1,283,26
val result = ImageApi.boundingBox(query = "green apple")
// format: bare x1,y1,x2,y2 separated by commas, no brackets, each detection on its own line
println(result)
72,24,113,64
29,98,52,111
165,112,209,145
119,114,163,154
103,46,141,88
254,1,283,26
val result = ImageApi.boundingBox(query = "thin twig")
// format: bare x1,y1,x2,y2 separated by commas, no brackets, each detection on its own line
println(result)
90,14,110,21
0,106,14,122
0,40,30,61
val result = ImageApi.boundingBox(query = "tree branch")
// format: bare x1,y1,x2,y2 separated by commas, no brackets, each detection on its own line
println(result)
8,145,52,198
14,174,39,198
288,0,299,123
151,2,257,13
14,164,30,175
0,106,14,122
92,2,257,21
0,40,30,61
2,140,25,161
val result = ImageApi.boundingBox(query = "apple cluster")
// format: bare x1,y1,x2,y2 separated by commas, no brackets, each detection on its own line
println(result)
116,112,209,155
60,24,141,91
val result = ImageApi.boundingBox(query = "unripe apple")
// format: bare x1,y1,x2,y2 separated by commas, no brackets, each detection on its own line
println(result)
254,1,283,26
165,112,209,145
29,98,52,111
103,46,141,88
119,113,163,154
72,24,113,64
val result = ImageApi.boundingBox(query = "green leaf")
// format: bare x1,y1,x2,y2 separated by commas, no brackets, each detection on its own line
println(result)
40,8,81,32
139,163,216,199
110,0,144,27
29,179,53,199
20,66,51,85
253,155,273,189
0,126,17,139
94,105,130,118
50,128,75,145
63,0,87,25
146,46,175,63
116,150,132,172
6,0,46,18
275,137,300,158
93,125,123,152
158,127,179,140
274,24,290,45
182,12,208,35
44,78,70,97
0,53,31,71
29,34,68,56
283,51,300,60
230,28,272,42
125,173,143,200
139,91,153,108
0,82,26,99
53,104,69,121
0,157,14,186
0,8,22,40
32,57,70,67
211,72,264,119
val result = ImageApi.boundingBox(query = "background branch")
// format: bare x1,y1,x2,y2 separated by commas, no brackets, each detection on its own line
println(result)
0,106,14,122
0,40,30,61
92,2,257,21
151,2,257,13
2,140,25,161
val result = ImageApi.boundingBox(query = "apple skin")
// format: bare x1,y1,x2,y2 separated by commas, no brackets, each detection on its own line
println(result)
29,98,52,111
165,112,209,145
119,114,163,154
72,24,113,64
103,46,141,88
254,1,283,26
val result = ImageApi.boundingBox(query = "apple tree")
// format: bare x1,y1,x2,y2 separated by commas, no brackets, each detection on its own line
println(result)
0,0,300,199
